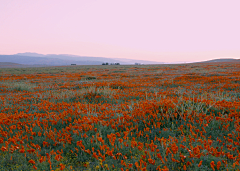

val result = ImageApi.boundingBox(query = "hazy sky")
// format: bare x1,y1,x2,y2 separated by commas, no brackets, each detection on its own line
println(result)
0,0,239,62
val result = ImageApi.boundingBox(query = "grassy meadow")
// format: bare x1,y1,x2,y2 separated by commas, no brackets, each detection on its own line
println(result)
0,62,240,171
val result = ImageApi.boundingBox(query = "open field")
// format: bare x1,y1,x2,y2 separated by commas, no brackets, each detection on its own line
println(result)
0,62,240,170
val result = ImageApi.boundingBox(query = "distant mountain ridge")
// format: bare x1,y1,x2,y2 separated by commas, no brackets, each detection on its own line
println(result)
0,53,161,66
0,55,104,65
0,53,239,66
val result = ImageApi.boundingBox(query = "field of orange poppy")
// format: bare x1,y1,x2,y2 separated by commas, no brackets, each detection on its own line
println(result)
0,62,240,170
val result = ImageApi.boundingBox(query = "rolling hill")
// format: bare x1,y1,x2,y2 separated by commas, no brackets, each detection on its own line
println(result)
200,58,240,63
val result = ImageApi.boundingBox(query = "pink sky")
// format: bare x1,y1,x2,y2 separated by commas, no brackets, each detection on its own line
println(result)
0,0,239,62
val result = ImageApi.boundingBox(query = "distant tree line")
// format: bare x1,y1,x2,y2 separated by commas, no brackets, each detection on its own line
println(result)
102,62,120,65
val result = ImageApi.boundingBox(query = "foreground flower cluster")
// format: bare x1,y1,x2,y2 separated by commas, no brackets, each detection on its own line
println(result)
0,63,239,170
